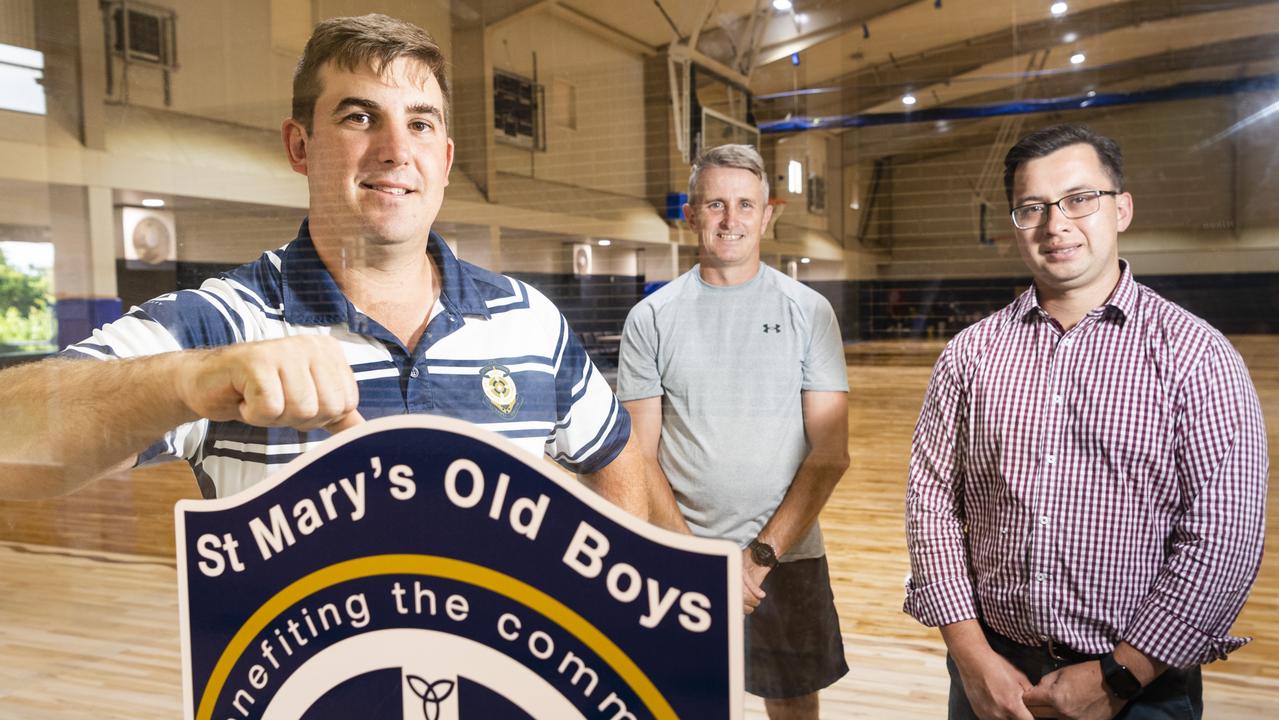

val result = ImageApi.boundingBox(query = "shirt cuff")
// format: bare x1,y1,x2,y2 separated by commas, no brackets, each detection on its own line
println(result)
1122,598,1251,668
902,574,979,628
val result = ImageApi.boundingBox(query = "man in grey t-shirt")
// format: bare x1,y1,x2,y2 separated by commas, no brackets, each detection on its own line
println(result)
617,144,850,718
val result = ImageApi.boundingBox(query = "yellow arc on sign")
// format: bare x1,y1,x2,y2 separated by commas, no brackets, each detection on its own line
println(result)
194,554,677,720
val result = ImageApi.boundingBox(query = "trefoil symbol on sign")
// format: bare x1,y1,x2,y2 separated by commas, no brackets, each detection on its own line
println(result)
406,675,456,720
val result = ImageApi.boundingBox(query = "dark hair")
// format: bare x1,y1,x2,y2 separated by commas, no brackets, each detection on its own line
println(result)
291,14,449,133
1003,123,1124,206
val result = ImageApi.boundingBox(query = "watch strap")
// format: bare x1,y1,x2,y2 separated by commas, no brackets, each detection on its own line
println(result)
1099,652,1142,700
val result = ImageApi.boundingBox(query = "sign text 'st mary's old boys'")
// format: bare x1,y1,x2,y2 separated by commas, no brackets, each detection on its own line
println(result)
176,416,742,720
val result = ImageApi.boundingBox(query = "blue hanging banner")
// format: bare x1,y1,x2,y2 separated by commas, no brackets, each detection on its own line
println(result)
176,415,742,719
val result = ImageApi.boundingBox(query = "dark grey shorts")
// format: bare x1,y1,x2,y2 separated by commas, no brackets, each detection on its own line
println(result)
745,555,849,699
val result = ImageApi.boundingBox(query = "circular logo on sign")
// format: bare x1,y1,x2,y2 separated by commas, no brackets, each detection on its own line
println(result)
263,630,585,719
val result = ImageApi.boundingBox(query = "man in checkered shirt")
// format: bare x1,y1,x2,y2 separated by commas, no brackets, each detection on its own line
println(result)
905,124,1267,720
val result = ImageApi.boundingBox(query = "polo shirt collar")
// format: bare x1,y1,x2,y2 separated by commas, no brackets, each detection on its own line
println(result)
281,219,491,331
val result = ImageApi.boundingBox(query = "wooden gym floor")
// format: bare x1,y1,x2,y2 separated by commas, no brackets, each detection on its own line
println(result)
1,338,1276,718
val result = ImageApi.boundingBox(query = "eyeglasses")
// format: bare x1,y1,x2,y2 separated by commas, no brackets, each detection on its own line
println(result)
1010,190,1119,230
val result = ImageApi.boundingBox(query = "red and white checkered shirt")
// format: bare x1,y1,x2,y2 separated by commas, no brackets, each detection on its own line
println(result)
904,261,1268,667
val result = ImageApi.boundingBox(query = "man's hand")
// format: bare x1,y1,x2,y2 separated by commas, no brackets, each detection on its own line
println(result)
1022,662,1125,720
940,620,1035,719
741,547,769,615
957,651,1036,719
175,335,364,433
951,647,1036,719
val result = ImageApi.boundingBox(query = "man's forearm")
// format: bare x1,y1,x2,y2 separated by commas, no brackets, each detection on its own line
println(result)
940,619,993,661
756,448,848,555
645,457,691,533
757,392,850,555
1112,642,1168,686
582,432,652,521
0,354,196,498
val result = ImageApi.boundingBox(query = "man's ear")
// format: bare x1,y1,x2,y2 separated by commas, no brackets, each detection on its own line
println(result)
1116,191,1134,233
443,137,455,187
282,118,310,176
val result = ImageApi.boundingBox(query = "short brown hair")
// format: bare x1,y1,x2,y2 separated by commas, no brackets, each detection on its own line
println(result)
291,14,450,133
1003,123,1123,206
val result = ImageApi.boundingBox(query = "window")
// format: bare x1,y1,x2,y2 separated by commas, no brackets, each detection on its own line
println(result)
552,77,576,130
807,174,826,214
0,241,55,355
788,160,803,195
0,43,45,115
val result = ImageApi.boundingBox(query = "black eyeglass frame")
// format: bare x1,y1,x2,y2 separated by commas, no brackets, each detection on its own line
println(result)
1010,189,1120,230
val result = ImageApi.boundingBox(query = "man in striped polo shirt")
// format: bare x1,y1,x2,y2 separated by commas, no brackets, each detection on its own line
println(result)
905,124,1267,719
0,15,652,517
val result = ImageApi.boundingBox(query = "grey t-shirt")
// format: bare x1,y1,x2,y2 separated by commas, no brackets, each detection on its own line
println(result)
617,263,848,560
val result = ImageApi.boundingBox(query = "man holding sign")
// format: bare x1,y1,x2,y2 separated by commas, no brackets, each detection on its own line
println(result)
0,14,650,517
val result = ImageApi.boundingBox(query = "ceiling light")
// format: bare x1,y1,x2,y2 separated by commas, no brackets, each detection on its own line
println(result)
795,13,808,24
772,0,793,10
141,198,165,208
800,257,811,264
597,239,612,246
1070,52,1086,65
1050,2,1068,16
1063,32,1078,43
902,94,917,106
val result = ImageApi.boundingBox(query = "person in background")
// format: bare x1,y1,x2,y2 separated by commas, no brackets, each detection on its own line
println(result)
618,144,851,719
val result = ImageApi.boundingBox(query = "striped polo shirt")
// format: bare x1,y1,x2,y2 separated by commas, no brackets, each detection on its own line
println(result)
64,221,630,499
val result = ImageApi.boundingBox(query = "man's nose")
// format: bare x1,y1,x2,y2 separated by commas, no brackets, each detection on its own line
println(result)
376,124,412,165
1045,201,1072,232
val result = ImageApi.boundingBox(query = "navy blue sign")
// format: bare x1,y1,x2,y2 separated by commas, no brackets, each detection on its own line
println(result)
177,415,742,719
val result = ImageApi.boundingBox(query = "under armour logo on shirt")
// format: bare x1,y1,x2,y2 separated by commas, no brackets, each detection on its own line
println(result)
763,323,781,333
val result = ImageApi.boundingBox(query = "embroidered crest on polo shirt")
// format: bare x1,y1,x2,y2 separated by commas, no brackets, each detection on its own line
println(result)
480,364,522,417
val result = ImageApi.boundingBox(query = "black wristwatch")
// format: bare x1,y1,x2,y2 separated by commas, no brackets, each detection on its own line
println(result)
1099,653,1142,700
747,539,779,569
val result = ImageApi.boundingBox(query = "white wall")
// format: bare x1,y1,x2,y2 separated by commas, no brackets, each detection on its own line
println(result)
489,11,647,198
869,94,1279,278
0,0,34,48
106,0,452,131
171,206,305,264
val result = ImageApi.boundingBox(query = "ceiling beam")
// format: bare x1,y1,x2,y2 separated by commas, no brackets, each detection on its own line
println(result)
755,0,1278,118
548,3,657,55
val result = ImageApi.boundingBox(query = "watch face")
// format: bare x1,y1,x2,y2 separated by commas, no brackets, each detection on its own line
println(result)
750,541,777,567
